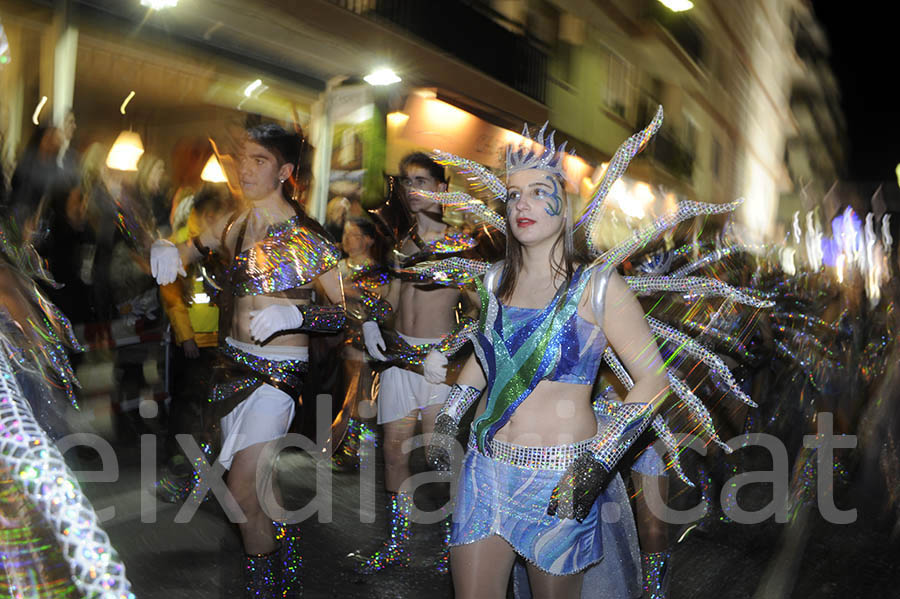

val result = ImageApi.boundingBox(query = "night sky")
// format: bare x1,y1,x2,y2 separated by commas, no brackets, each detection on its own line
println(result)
813,3,900,184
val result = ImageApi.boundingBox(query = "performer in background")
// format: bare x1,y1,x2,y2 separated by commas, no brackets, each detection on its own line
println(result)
150,123,345,597
355,152,478,575
330,217,390,472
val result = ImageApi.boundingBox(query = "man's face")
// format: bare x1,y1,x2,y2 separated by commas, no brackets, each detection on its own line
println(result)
342,222,373,259
401,165,446,213
239,140,283,201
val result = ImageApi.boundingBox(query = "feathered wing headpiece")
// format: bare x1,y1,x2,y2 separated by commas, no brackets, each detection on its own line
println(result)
400,108,772,484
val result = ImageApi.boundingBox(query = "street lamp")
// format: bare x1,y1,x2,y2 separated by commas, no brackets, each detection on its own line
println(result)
657,0,693,12
364,68,401,86
141,0,178,8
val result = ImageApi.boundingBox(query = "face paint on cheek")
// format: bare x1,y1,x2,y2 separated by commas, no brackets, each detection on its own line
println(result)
543,175,562,217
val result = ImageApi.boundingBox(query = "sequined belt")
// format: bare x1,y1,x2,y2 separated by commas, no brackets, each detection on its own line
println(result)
467,430,600,471
211,343,308,404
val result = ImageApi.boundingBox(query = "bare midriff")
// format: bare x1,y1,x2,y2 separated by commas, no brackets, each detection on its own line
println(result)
395,280,460,339
474,380,596,448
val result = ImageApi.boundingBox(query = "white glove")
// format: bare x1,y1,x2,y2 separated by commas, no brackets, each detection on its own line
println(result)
423,349,448,384
150,239,186,285
362,321,387,361
249,305,303,342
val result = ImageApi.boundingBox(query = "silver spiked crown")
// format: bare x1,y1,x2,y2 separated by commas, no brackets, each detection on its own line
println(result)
505,122,576,186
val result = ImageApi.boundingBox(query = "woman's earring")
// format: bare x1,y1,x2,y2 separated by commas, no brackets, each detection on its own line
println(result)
279,178,286,183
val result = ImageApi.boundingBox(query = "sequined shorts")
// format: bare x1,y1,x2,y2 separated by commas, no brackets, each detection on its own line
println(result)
451,433,639,576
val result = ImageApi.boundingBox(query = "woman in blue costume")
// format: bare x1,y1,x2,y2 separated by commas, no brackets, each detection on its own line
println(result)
425,130,669,598
412,108,767,598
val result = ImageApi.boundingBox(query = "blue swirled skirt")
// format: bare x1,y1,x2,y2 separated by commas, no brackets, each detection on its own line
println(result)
451,444,640,579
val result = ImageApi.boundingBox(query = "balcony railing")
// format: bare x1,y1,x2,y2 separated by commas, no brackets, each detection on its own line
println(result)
329,0,548,103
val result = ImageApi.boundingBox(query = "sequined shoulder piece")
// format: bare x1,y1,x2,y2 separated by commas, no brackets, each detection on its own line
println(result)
348,263,391,293
420,229,478,254
229,216,341,297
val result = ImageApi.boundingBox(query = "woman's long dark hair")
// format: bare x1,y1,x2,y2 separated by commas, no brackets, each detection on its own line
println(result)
496,173,583,303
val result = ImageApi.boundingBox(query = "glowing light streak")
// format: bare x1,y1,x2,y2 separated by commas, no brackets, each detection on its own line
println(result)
119,91,135,115
32,96,48,125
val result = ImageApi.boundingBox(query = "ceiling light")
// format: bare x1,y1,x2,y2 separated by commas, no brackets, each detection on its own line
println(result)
657,0,694,11
243,79,262,97
200,155,227,183
364,68,401,86
386,111,410,128
141,0,178,9
107,130,145,171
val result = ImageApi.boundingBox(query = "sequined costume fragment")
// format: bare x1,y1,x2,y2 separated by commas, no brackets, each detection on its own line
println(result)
375,226,482,375
228,217,341,297
0,329,133,599
211,341,309,405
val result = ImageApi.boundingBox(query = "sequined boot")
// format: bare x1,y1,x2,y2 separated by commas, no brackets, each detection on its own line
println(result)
244,547,281,599
156,442,214,504
274,522,302,597
641,550,671,599
332,418,376,472
431,517,451,575
354,492,412,574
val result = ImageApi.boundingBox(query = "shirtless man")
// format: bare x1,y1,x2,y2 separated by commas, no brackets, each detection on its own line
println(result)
151,124,344,597
356,152,467,574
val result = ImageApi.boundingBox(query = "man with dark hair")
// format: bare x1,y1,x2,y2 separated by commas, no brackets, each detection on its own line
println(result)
150,124,344,597
355,151,474,574
399,151,449,187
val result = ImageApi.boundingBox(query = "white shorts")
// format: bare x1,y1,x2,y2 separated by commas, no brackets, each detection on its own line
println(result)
377,334,451,424
217,338,308,469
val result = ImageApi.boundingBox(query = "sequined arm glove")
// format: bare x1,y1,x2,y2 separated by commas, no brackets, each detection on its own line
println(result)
548,402,654,521
546,452,607,522
249,305,346,342
426,384,481,471
296,304,345,333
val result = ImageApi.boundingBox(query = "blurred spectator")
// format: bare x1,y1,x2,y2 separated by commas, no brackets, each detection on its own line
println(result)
80,142,118,335
168,137,209,229
41,172,94,327
135,153,171,236
325,195,351,245
9,126,64,230
56,109,78,174
157,183,234,499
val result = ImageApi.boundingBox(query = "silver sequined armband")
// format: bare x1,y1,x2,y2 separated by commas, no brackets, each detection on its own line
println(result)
439,384,482,425
589,402,654,470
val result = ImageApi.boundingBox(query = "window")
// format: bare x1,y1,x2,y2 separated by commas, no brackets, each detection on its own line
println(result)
606,54,634,119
